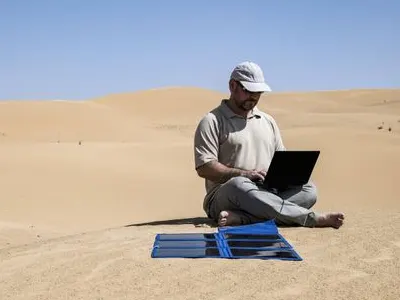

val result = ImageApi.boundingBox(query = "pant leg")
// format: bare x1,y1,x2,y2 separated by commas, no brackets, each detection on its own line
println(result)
208,176,318,227
277,181,318,209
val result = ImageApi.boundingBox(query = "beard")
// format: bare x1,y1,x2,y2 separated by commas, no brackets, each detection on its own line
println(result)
239,99,258,111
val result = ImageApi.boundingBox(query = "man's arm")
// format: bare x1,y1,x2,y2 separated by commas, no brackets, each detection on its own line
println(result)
193,114,243,183
196,161,245,184
197,161,266,183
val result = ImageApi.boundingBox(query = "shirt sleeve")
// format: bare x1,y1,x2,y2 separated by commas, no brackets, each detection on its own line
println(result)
271,117,286,151
194,113,219,170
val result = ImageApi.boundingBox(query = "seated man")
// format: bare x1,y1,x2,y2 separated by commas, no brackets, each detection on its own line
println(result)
193,61,344,229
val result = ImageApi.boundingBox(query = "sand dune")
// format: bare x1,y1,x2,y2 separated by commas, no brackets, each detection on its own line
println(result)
0,88,399,299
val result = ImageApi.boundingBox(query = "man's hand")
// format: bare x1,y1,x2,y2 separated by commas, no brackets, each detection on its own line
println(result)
196,161,267,184
241,169,267,182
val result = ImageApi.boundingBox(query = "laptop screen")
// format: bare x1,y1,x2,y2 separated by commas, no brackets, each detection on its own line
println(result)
264,150,320,189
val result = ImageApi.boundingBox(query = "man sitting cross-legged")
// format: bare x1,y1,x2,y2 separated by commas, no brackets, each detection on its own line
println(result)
193,61,344,229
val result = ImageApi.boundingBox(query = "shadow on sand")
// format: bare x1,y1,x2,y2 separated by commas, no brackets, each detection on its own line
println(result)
124,217,298,229
125,217,217,228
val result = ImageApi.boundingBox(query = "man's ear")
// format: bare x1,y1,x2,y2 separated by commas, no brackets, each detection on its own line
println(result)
228,79,236,92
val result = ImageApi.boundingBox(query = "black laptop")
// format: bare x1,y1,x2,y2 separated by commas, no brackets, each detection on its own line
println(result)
260,150,320,191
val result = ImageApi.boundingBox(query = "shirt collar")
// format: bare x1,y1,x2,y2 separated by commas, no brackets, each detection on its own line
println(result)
219,99,261,119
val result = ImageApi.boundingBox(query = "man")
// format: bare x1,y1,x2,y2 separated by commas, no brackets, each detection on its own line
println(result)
193,61,344,229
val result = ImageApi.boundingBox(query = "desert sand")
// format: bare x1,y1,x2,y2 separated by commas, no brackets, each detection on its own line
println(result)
0,87,399,299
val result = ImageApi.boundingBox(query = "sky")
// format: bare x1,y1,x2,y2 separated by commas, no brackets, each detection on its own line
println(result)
1,0,399,100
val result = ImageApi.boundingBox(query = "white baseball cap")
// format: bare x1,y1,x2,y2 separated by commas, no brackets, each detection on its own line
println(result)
230,61,271,92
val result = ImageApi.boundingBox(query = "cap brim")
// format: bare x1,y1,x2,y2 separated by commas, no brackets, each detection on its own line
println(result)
241,81,271,92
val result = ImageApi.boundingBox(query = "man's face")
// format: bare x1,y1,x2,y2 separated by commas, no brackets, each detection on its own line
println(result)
230,80,263,113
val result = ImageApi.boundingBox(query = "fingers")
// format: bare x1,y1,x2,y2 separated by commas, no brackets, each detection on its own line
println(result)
246,169,266,181
256,175,265,182
254,171,265,182
258,170,267,177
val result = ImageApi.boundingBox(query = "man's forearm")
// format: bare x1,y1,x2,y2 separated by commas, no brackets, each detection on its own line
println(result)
196,161,245,184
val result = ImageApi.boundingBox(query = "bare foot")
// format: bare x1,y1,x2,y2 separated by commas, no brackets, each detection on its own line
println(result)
218,210,243,227
315,212,345,229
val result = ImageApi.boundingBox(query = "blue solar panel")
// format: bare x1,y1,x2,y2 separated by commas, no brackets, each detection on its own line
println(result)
151,220,302,261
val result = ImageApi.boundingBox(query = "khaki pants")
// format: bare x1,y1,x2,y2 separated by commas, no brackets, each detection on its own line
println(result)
208,176,319,227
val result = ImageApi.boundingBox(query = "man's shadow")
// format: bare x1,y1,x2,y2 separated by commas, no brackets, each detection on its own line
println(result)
125,216,217,228
125,216,297,228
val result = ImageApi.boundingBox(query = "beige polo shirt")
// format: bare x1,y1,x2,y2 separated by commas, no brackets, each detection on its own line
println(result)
194,99,286,214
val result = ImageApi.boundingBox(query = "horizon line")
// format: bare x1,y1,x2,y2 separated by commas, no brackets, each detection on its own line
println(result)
1,86,400,102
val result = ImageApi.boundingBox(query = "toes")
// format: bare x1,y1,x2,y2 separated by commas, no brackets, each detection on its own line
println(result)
336,212,345,219
334,217,344,229
218,212,228,227
316,213,345,229
218,210,244,227
222,212,229,218
219,211,229,219
219,217,227,224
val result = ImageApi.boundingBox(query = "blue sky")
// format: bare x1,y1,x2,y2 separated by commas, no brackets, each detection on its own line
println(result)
1,0,399,100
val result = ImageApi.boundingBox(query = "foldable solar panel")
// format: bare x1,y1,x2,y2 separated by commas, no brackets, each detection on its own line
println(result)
151,220,302,261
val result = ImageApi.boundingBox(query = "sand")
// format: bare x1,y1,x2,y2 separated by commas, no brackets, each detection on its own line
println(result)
0,87,399,299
